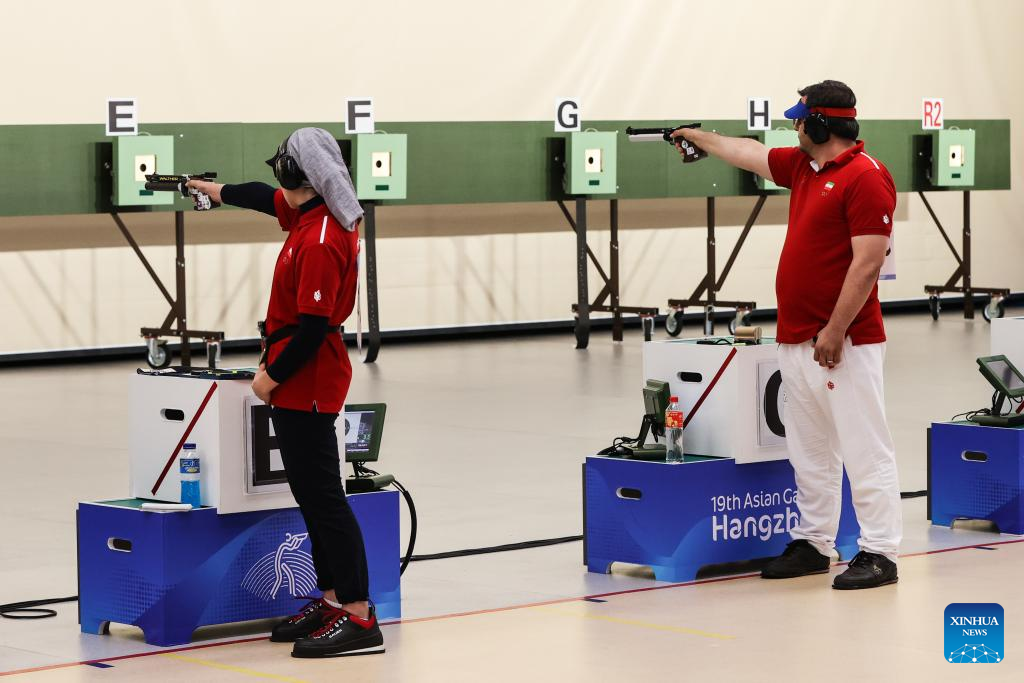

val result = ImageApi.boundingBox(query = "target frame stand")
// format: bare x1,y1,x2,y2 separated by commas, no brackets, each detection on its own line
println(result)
559,131,659,349
108,136,223,369
919,191,1009,323
665,195,765,338
351,133,407,364
110,210,225,370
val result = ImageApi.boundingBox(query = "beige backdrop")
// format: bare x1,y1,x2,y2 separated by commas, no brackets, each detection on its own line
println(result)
0,0,1020,353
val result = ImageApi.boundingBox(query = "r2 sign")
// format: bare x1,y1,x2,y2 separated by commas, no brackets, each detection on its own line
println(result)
923,98,943,130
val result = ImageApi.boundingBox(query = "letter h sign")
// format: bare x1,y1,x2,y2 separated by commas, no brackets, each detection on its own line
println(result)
748,98,770,131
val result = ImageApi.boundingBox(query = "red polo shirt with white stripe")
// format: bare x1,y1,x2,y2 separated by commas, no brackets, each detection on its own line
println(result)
265,190,358,413
768,141,896,345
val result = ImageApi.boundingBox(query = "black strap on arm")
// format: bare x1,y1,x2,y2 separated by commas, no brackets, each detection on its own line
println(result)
221,182,278,217
260,315,343,383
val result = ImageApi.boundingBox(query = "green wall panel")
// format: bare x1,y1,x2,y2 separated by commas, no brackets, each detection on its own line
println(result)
0,119,1010,217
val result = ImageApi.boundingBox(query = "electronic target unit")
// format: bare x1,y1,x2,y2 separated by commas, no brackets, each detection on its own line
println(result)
112,135,175,207
930,128,975,187
354,133,407,200
564,130,617,195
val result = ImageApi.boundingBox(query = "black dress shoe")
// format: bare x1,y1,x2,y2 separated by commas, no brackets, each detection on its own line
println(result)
761,540,831,579
292,603,385,658
270,598,327,643
832,551,898,590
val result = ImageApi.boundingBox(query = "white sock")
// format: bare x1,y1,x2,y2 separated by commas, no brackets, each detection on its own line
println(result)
323,597,343,609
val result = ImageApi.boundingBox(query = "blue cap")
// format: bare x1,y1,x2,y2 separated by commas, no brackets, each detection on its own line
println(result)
784,100,811,120
183,443,196,450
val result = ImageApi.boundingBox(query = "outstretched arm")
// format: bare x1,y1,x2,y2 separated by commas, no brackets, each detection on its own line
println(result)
670,128,773,182
187,180,277,217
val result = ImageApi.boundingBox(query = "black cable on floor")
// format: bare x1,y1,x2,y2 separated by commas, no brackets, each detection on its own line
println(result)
0,596,77,620
391,477,417,576
409,535,583,562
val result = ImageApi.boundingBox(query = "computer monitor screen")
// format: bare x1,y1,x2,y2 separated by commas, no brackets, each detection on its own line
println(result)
977,355,1024,398
343,403,386,463
643,380,670,436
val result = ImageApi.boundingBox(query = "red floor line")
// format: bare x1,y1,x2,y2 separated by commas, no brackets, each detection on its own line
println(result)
902,536,1024,558
3,535,1023,678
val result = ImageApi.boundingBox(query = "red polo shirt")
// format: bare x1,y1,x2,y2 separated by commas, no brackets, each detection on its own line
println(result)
768,142,896,345
264,191,358,413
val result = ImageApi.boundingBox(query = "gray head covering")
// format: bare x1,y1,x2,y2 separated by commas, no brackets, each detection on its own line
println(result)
285,127,363,231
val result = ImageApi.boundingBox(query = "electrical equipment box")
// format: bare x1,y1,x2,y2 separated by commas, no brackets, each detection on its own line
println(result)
644,338,788,464
758,129,799,191
931,128,975,186
129,373,298,514
564,131,617,195
354,133,407,200
113,135,175,207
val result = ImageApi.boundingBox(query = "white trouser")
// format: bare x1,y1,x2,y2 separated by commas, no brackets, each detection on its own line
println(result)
777,339,902,561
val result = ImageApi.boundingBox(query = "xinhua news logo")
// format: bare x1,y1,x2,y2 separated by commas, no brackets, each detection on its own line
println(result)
944,603,1004,663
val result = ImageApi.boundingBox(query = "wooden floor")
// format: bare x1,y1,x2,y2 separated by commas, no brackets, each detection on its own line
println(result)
1,310,1022,680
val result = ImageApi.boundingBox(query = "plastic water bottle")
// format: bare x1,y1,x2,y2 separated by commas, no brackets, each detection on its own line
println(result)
665,397,684,463
179,443,201,508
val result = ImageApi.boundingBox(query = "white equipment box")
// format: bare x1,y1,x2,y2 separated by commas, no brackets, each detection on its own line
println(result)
129,372,301,514
643,337,788,464
991,316,1024,371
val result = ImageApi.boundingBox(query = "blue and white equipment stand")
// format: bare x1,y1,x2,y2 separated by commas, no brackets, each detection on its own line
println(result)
585,455,859,582
929,421,1024,535
584,337,861,582
78,493,400,647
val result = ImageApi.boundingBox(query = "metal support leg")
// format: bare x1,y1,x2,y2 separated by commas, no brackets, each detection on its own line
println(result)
362,202,382,363
174,211,191,367
963,191,973,319
574,198,590,349
610,199,622,342
704,197,716,336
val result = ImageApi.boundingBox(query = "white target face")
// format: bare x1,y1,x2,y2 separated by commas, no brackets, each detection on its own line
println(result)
371,152,391,177
134,154,156,182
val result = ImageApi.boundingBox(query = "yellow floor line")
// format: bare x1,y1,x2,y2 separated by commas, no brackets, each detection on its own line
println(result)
162,653,309,683
539,606,736,640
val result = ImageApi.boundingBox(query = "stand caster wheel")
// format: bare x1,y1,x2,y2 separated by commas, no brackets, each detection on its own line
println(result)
146,339,171,370
982,297,1005,323
665,310,685,337
928,295,941,321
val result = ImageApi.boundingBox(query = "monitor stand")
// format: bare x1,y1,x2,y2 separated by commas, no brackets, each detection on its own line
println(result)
626,414,668,460
346,463,395,494
969,392,1024,427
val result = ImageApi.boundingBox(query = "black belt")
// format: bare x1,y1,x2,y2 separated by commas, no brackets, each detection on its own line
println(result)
258,319,343,366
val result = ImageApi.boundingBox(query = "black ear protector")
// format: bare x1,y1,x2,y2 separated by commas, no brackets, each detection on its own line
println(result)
266,134,307,190
803,112,832,145
802,106,858,145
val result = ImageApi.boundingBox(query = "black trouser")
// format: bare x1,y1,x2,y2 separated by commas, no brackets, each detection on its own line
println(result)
271,406,370,603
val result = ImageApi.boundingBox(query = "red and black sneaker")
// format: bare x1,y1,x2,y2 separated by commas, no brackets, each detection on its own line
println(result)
291,603,385,658
270,598,328,643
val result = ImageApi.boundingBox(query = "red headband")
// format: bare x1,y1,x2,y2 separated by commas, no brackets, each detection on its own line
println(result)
811,106,857,118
